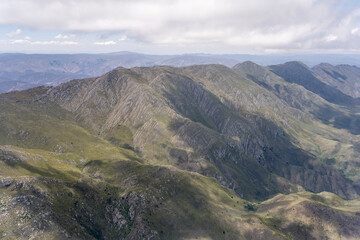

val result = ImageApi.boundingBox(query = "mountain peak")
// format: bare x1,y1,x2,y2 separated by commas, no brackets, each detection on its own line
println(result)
1,61,360,239
314,62,334,68
233,60,260,69
280,61,309,68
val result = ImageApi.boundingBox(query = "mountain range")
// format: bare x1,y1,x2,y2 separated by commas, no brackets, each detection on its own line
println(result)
1,52,360,94
0,58,360,239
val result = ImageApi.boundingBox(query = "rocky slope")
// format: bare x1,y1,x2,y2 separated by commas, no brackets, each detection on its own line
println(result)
235,61,360,187
0,61,360,239
312,63,360,98
2,52,360,94
269,61,360,106
0,53,238,93
44,64,359,199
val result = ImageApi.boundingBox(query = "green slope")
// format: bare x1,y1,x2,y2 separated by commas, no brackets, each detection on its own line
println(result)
0,62,360,239
234,61,360,191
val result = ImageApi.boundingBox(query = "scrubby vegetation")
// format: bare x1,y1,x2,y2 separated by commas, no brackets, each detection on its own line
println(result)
1,62,360,239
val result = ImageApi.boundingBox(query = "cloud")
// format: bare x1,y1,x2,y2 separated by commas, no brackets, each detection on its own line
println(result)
6,28,22,37
11,39,30,44
9,38,78,46
61,41,78,45
325,34,338,42
54,34,76,39
31,41,78,45
93,41,116,45
55,34,69,39
0,0,359,52
119,35,128,41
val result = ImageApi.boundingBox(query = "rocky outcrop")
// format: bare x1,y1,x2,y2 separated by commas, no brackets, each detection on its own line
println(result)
1,62,360,239
43,65,359,200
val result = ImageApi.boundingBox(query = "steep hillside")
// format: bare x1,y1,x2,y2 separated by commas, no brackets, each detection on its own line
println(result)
44,65,358,199
313,63,360,98
2,144,359,240
269,61,360,106
1,63,360,239
234,61,360,190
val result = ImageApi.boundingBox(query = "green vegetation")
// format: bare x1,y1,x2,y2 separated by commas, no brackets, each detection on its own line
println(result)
0,62,360,239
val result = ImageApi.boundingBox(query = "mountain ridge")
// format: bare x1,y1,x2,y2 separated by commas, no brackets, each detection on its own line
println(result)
40,64,360,199
313,62,360,98
1,61,360,239
1,52,360,94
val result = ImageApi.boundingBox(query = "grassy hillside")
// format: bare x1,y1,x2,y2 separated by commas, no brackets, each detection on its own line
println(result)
0,62,360,239
233,61,360,192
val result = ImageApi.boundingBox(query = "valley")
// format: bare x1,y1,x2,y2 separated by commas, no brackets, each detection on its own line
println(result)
0,61,360,239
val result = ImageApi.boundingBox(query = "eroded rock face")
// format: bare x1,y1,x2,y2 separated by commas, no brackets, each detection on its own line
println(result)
44,65,359,200
0,149,22,163
0,175,161,240
1,62,360,239
123,192,159,240
0,177,71,240
0,177,14,187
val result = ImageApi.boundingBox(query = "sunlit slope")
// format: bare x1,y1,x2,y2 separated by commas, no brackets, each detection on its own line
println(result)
46,65,358,199
1,144,359,240
1,62,360,239
234,61,360,191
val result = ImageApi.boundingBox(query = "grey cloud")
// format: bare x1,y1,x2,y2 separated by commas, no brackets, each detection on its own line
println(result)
0,0,359,52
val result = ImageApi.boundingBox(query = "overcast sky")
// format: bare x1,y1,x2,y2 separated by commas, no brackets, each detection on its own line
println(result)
0,0,360,54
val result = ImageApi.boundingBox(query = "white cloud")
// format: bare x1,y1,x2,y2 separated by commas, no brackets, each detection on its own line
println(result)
54,34,76,39
0,0,359,52
31,41,58,45
31,40,78,45
93,41,116,45
325,34,338,42
24,36,31,40
61,41,78,45
55,34,69,39
11,39,30,44
351,28,359,34
119,35,128,41
6,28,22,37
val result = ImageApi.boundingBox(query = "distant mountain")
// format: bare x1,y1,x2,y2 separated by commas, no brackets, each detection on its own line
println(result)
1,52,360,94
269,61,360,106
0,53,237,93
1,60,360,239
313,63,360,98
